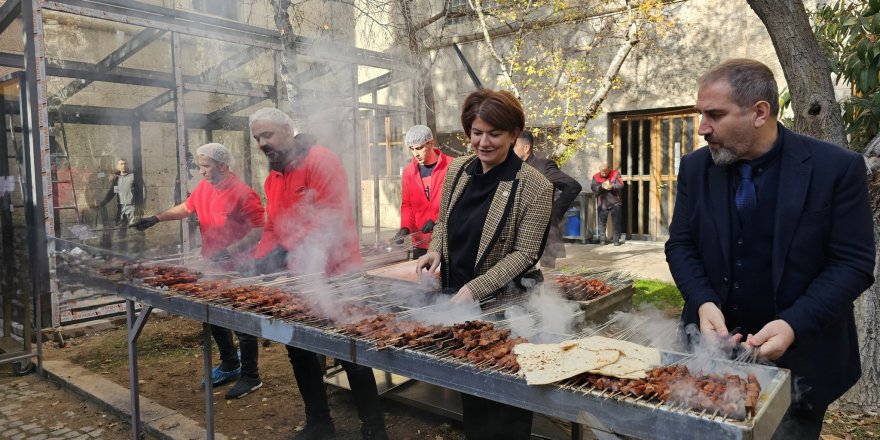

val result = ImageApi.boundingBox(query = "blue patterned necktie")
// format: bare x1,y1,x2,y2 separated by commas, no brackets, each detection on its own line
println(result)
735,163,757,216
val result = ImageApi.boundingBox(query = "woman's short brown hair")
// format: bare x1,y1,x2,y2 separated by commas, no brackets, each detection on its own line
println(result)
460,89,525,135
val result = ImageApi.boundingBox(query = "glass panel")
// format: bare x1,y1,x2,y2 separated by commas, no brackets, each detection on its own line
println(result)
0,75,31,354
661,119,670,175
44,10,170,75
619,121,629,175
641,120,651,176
641,181,650,235
629,178,639,235
673,117,683,157
685,117,695,154
659,184,670,236
629,120,639,176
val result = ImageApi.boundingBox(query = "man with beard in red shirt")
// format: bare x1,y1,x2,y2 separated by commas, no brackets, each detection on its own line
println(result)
392,125,451,259
134,142,265,399
248,108,387,440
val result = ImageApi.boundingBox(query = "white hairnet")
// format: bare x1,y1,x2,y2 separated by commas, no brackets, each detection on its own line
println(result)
405,125,433,147
196,143,234,167
249,107,294,130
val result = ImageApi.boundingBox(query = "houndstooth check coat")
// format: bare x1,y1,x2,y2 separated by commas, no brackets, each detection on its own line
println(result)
428,154,554,301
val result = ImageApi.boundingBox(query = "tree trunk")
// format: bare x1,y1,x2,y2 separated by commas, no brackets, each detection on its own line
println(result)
843,133,880,412
269,0,301,123
747,0,847,146
397,0,438,133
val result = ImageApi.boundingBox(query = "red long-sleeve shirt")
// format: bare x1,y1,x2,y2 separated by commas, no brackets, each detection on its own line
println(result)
253,145,361,276
400,150,451,249
184,173,265,257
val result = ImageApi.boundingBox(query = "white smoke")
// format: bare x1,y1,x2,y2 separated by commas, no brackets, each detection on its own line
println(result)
504,284,581,342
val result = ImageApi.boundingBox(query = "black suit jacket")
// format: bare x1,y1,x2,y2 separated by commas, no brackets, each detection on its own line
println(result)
525,155,582,221
665,125,875,410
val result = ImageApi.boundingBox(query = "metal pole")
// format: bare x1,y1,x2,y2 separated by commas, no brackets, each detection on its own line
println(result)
351,61,364,244
126,300,141,440
170,31,189,251
371,107,380,243
21,0,49,372
203,322,214,440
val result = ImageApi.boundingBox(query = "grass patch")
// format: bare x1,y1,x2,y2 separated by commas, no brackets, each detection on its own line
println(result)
633,279,684,312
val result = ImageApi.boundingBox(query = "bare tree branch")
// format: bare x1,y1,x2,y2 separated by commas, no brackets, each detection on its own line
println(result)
474,0,520,98
552,6,640,159
413,0,450,31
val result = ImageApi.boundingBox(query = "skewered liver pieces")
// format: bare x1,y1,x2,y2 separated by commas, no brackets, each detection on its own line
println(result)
580,364,761,420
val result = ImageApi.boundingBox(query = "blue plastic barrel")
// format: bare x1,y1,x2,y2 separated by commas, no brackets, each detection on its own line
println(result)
565,208,580,236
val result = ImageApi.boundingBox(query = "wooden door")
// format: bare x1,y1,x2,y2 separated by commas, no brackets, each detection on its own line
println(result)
613,111,700,241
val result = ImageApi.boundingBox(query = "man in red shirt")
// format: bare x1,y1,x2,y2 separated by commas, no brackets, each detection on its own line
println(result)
248,108,387,440
133,143,265,399
392,125,451,259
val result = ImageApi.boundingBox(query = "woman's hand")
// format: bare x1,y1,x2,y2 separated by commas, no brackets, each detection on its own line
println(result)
451,285,475,305
416,251,441,279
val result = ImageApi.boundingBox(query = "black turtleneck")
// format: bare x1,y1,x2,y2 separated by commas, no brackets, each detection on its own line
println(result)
447,149,522,290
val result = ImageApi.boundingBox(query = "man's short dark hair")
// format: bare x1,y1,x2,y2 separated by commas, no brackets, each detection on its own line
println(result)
518,130,535,147
698,58,780,117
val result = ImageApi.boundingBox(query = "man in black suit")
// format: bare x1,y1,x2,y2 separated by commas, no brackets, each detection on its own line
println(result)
514,130,582,268
665,59,875,439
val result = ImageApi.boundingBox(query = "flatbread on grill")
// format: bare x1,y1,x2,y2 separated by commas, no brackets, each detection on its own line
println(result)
577,336,662,379
515,336,662,384
514,341,620,385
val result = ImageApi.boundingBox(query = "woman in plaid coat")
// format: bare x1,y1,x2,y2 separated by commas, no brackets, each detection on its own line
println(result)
416,89,554,439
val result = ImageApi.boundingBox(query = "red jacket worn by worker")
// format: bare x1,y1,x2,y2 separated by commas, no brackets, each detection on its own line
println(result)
184,172,265,257
400,149,451,249
253,144,362,276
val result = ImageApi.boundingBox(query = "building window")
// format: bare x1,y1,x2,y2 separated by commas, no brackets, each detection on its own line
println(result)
192,0,238,21
447,0,471,26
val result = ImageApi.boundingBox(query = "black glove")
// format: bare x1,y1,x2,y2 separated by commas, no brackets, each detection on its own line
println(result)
420,219,436,234
392,228,410,245
209,248,231,262
132,216,159,231
253,246,288,275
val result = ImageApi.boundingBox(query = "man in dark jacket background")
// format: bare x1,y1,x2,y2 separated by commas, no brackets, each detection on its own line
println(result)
514,130,581,268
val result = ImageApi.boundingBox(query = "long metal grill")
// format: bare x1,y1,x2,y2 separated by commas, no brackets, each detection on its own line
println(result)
53,239,790,440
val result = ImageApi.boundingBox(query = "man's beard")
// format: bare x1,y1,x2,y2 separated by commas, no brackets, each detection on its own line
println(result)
710,145,739,166
269,161,286,172
707,134,750,166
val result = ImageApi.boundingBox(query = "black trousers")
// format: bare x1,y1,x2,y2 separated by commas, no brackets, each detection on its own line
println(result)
286,345,385,432
597,204,622,243
211,325,259,378
771,405,826,440
460,393,532,440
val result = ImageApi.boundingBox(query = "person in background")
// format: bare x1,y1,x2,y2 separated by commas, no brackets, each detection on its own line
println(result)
133,143,266,400
665,59,875,439
514,130,582,268
417,89,553,440
248,108,388,440
98,158,144,240
392,125,452,259
590,164,624,245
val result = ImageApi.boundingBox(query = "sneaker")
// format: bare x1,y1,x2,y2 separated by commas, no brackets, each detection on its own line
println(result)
292,421,336,440
201,365,240,386
224,376,262,399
